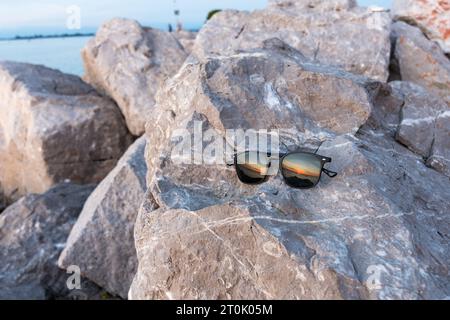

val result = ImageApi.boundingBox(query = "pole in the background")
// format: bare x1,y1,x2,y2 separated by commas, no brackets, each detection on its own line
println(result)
173,0,183,31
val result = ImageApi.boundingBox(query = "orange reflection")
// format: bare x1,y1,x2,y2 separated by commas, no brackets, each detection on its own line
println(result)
283,160,319,177
241,163,269,175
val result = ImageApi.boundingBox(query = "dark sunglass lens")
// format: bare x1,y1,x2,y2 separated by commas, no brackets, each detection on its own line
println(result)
281,153,322,188
235,152,270,184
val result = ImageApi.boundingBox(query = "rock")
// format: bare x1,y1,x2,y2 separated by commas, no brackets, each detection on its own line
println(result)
392,0,450,53
268,0,357,11
130,38,450,299
145,40,382,190
392,21,450,106
58,137,154,299
393,81,449,158
192,5,391,81
369,80,450,178
174,30,197,54
82,18,189,136
0,183,107,299
130,131,450,299
427,111,450,177
0,188,5,213
0,61,132,203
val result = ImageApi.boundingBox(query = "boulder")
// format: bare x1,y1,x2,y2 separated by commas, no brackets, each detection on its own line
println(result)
130,132,450,299
370,80,450,178
129,39,450,300
393,81,449,157
268,0,357,11
82,18,189,136
392,0,450,53
427,111,450,177
144,40,383,203
174,30,197,54
192,5,391,81
0,188,5,213
0,183,107,299
58,137,154,299
0,61,132,203
392,21,450,107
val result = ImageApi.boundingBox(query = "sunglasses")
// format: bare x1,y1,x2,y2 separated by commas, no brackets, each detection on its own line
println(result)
229,151,337,189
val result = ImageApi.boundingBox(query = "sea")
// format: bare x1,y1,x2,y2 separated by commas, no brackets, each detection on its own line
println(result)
0,36,92,76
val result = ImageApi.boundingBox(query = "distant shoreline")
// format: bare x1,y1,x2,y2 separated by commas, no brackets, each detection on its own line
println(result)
0,33,95,42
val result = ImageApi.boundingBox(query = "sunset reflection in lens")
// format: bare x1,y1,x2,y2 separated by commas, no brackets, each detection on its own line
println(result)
236,152,270,184
281,153,322,188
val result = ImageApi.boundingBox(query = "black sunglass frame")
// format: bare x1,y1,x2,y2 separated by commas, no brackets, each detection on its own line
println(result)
231,151,338,189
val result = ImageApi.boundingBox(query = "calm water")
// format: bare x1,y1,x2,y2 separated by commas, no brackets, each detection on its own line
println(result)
0,36,90,76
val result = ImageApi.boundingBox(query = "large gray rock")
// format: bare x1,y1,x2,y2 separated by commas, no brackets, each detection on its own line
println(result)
130,130,450,299
145,40,383,194
393,81,449,157
392,0,450,53
268,0,357,11
174,30,197,54
0,188,5,213
83,18,189,136
58,137,152,299
392,21,450,107
0,183,106,299
0,61,132,203
370,80,450,178
192,4,391,81
427,110,450,177
129,39,450,300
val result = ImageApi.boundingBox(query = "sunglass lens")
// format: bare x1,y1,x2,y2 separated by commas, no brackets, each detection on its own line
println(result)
235,152,270,184
281,153,322,188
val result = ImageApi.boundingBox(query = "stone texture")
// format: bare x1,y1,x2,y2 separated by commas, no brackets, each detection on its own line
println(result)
129,40,450,299
0,61,132,203
174,30,197,54
58,137,152,299
393,81,449,158
192,5,391,81
129,38,450,300
0,183,107,299
392,0,450,53
268,0,357,11
0,188,5,213
130,130,450,299
427,111,450,177
145,40,383,194
82,18,189,136
392,21,450,106
370,80,450,178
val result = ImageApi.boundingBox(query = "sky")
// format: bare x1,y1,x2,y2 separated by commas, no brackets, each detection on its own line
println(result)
0,0,392,37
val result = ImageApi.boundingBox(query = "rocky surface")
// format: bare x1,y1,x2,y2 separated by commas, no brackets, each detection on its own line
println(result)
392,21,450,107
392,0,450,53
144,39,383,198
174,30,197,54
427,110,450,177
0,183,106,299
0,188,5,213
192,3,391,81
131,132,450,299
392,81,449,160
2,0,450,301
58,137,151,299
0,61,132,203
129,39,450,299
82,18,189,136
268,0,357,11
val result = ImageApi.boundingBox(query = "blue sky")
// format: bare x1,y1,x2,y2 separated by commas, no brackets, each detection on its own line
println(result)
0,0,392,37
